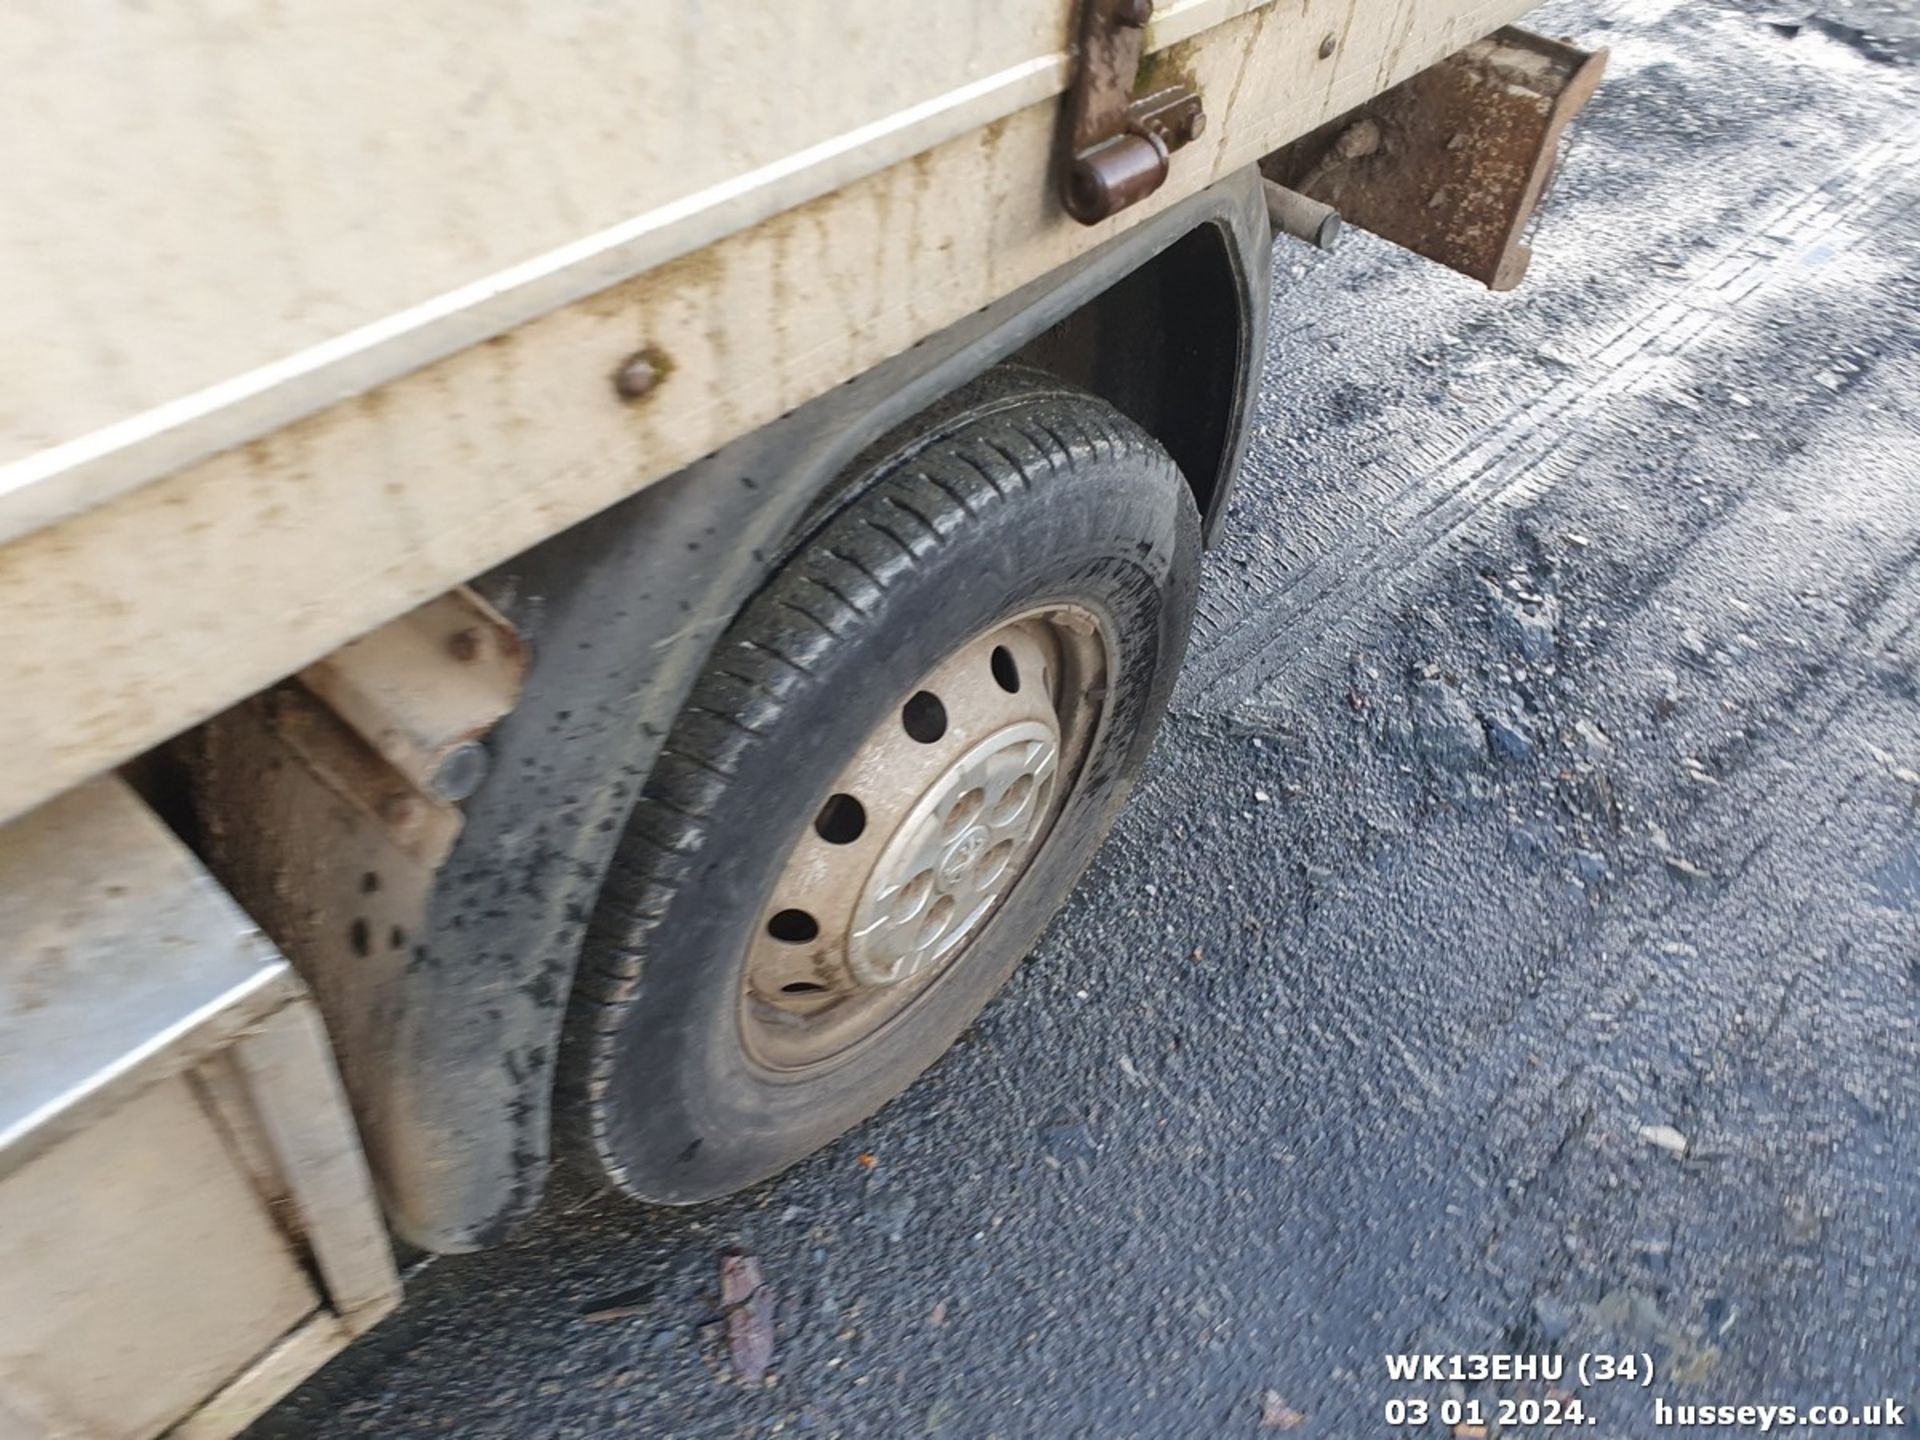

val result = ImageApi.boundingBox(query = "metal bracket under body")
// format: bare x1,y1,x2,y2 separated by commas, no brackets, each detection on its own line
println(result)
188,584,527,1244
1259,27,1607,290
1058,0,1206,225
297,585,526,804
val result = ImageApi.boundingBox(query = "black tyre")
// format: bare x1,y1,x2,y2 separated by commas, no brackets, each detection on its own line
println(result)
562,369,1199,1202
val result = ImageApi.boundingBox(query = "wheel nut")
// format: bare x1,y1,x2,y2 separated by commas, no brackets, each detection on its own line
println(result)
429,742,490,802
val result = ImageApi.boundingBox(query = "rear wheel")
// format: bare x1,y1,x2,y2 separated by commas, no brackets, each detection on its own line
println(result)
563,371,1199,1202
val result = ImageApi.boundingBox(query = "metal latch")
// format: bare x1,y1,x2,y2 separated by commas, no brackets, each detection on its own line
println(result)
1058,0,1206,225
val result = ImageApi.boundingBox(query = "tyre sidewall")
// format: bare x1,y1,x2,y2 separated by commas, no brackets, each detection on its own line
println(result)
596,405,1198,1201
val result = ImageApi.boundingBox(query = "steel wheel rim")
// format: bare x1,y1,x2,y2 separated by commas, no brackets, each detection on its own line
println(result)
738,605,1110,1072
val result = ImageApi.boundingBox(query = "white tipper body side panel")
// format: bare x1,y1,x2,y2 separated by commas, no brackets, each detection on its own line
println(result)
0,0,1531,822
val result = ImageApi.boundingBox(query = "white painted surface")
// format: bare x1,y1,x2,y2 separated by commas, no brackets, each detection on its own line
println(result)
0,778,399,1439
0,0,1532,823
0,0,1274,539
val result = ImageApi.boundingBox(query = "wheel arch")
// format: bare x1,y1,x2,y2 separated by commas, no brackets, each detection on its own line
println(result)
388,168,1271,1250
1009,215,1261,544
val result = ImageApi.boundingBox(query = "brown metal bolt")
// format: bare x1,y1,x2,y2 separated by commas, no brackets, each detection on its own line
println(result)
1318,33,1339,59
614,351,662,401
1115,0,1153,28
1185,109,1207,142
1065,131,1170,225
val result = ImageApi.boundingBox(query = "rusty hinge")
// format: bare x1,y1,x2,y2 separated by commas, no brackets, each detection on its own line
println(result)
1058,0,1206,225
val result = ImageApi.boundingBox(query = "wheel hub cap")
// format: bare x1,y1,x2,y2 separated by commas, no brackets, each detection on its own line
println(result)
737,608,1108,1071
848,720,1059,987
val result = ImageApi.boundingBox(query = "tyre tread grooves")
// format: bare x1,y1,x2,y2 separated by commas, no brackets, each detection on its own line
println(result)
556,369,1192,1196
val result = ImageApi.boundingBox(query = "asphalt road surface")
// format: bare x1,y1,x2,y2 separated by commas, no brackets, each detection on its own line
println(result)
255,2,1920,1435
